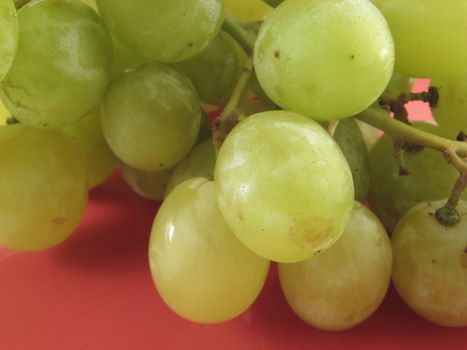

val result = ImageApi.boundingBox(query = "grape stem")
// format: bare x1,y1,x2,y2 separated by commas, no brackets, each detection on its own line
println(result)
435,172,467,227
212,55,254,153
222,16,256,55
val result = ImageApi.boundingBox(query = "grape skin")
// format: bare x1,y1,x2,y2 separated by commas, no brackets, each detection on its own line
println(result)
101,62,201,172
254,0,394,121
215,111,354,263
368,122,467,232
224,0,271,21
371,0,467,78
96,0,224,63
0,124,88,251
392,200,467,327
149,178,270,324
279,202,392,331
0,0,113,128
0,0,17,82
62,109,117,189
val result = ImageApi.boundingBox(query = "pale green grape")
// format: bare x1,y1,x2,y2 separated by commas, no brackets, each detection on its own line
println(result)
0,124,88,251
334,119,370,203
279,202,392,331
171,33,239,106
0,0,17,82
371,0,467,78
96,0,223,63
225,0,271,21
215,111,354,263
368,122,467,232
120,163,172,202
62,110,117,189
254,0,394,121
165,139,216,197
431,75,467,137
392,200,467,327
101,62,201,172
0,0,113,128
149,178,270,324
111,35,146,78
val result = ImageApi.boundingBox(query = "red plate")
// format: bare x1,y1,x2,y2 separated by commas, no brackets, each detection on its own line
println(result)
1,80,465,350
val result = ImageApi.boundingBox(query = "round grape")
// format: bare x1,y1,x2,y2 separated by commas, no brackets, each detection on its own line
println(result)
0,0,17,82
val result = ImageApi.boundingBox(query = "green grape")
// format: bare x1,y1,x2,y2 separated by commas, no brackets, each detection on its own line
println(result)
165,139,216,197
171,33,239,106
96,0,223,63
431,75,467,137
149,178,270,324
254,0,394,121
62,110,117,189
111,35,146,78
384,73,413,97
356,120,379,151
101,62,201,172
0,0,113,128
81,0,97,11
215,111,354,263
225,0,271,21
0,124,88,251
371,0,467,78
120,163,172,202
392,200,467,327
334,119,370,203
0,0,17,82
279,202,392,331
368,122,467,232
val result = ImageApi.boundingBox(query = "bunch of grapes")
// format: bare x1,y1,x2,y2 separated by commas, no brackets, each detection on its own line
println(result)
0,0,466,331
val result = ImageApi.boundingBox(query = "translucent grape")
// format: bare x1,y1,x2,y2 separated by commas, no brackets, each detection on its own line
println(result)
279,202,392,330
334,119,370,202
171,33,239,106
392,200,467,327
101,62,201,172
120,163,172,202
96,0,223,63
215,111,354,263
371,0,467,78
62,110,117,189
225,0,271,21
149,178,270,324
431,75,467,137
254,0,394,121
165,139,216,197
0,124,88,251
0,0,17,82
0,0,113,128
368,122,467,232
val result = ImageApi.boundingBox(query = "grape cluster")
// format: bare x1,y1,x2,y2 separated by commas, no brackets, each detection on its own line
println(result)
0,0,466,331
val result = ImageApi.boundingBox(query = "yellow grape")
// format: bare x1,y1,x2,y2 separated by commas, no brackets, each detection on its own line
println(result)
149,178,270,324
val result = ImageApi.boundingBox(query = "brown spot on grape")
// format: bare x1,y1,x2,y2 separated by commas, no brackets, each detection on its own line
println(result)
274,50,281,59
52,217,67,225
351,54,355,59
431,259,437,264
462,247,467,268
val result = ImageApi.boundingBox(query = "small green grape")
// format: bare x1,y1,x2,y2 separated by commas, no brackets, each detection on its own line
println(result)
334,118,371,202
371,0,467,78
225,0,271,21
392,200,467,327
96,0,224,63
171,33,240,106
0,0,17,82
215,111,354,263
254,0,394,121
0,124,88,251
101,62,201,172
0,0,113,128
120,163,172,202
279,202,392,331
165,139,216,197
149,178,270,324
368,122,467,232
62,110,117,189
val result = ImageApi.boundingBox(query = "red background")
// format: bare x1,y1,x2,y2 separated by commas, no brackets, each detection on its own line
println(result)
1,80,466,350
